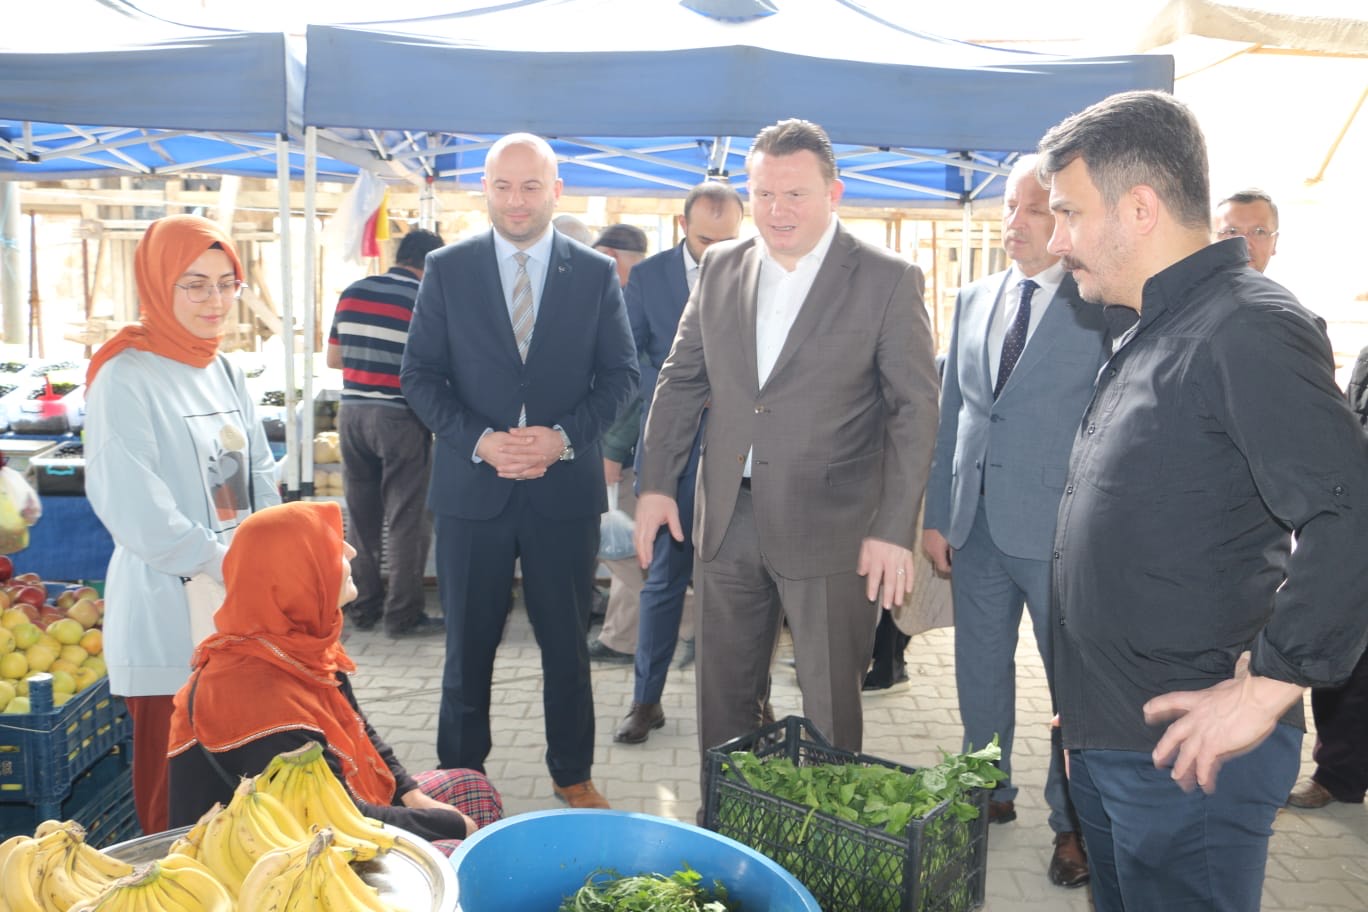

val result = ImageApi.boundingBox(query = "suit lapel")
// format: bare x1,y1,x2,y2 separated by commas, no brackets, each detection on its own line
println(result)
761,225,856,392
973,273,1011,397
997,273,1080,397
738,242,762,392
666,243,689,311
526,231,574,365
478,232,522,364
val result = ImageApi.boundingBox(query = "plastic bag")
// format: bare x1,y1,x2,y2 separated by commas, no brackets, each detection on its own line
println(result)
598,485,635,561
0,465,41,554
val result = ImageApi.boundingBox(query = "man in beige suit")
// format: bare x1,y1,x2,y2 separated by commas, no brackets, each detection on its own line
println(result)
634,119,939,771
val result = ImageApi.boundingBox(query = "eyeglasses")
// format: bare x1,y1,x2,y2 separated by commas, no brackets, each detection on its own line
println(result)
1215,226,1278,241
174,280,245,303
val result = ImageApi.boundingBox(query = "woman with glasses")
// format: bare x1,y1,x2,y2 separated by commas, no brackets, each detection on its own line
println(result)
85,215,280,836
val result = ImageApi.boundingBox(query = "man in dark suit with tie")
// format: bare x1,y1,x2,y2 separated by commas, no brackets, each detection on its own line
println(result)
612,181,745,744
401,132,638,810
922,155,1108,887
634,119,940,778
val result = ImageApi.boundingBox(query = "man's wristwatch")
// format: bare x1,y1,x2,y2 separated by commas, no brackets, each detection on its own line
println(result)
555,426,574,462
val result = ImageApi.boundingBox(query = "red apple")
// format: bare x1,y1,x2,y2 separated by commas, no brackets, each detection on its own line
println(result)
14,586,45,609
18,603,40,623
0,555,12,582
56,590,77,610
13,572,41,586
38,608,64,629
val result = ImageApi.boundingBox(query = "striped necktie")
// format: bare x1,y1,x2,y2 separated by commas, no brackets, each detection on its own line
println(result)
511,252,535,426
511,252,534,361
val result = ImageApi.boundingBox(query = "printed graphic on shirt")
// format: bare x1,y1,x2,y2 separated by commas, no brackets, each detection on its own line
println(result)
186,410,252,528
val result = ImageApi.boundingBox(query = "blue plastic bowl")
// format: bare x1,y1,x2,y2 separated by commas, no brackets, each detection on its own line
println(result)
449,809,820,911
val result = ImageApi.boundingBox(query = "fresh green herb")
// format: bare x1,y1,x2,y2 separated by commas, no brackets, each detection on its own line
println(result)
724,739,1005,836
558,865,736,912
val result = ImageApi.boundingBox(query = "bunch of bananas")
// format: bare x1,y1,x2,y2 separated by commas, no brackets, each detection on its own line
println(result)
0,819,133,912
69,855,232,912
254,742,396,862
196,776,308,896
239,828,400,912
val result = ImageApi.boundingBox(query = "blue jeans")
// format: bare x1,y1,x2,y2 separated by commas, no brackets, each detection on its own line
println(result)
1068,723,1300,912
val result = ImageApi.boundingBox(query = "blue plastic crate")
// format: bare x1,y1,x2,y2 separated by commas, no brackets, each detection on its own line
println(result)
0,741,138,847
0,675,131,818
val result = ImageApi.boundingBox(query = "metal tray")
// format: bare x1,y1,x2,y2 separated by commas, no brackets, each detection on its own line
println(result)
104,823,456,912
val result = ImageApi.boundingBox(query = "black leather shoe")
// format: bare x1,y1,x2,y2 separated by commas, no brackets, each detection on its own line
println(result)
614,702,666,743
387,614,445,638
1048,831,1090,888
587,638,633,664
350,611,380,631
988,799,1017,824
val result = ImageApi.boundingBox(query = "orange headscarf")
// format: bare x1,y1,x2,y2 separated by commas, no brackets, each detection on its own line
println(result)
167,501,397,805
86,215,244,387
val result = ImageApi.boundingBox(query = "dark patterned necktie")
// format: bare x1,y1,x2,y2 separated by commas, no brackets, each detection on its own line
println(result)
994,278,1038,399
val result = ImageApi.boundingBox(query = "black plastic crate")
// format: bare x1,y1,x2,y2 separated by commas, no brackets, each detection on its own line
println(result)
704,716,989,912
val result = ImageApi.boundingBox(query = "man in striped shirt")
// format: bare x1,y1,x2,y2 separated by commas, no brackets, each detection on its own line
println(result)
327,228,446,637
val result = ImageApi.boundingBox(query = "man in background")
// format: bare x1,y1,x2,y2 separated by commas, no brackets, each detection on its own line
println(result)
588,223,653,665
1214,188,1278,274
328,228,446,637
611,181,745,744
922,155,1104,887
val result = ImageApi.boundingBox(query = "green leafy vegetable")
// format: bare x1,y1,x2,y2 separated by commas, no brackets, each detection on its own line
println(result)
558,864,737,912
724,738,1006,836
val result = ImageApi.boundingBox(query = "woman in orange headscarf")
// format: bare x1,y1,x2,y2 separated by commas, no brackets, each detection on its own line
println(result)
167,502,501,851
85,215,281,835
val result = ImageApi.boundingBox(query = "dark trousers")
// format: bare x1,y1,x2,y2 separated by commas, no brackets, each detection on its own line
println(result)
433,488,599,787
633,434,700,704
339,403,433,633
1068,723,1300,912
868,611,909,677
1309,643,1368,802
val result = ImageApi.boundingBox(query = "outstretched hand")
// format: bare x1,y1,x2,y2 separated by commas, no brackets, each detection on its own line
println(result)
1143,651,1304,793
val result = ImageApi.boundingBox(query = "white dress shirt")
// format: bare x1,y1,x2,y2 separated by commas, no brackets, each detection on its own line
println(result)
986,260,1066,392
745,214,840,476
493,225,554,321
683,243,701,293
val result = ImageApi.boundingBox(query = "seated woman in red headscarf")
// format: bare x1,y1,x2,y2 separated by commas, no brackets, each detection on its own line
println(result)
166,501,501,853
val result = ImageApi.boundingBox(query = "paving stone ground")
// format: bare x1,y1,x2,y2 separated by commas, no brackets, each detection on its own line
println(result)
344,587,1368,911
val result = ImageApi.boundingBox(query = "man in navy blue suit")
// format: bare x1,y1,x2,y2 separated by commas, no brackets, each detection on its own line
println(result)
614,182,744,745
401,133,638,810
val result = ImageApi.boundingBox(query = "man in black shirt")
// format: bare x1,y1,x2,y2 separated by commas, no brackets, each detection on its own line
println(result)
1037,91,1368,912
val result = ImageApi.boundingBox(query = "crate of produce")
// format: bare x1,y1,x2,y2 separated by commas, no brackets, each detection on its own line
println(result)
0,674,131,819
0,741,137,847
704,716,992,912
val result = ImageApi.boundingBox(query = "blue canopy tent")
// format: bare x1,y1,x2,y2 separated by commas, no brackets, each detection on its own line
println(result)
303,0,1174,206
0,0,332,495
